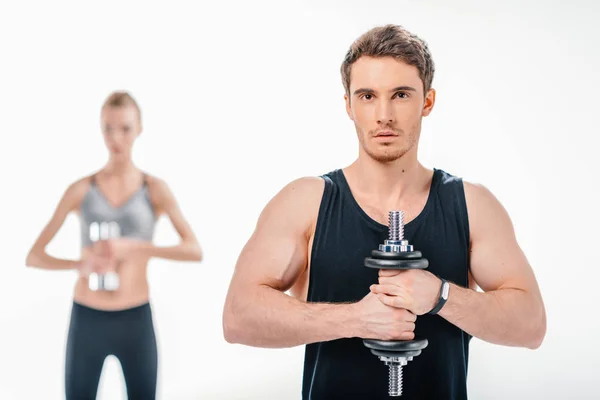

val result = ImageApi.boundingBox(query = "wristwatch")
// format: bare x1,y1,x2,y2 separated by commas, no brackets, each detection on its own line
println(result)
428,278,450,315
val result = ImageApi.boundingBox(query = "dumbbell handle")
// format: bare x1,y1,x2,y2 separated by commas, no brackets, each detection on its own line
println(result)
87,221,121,292
364,210,430,397
388,211,404,241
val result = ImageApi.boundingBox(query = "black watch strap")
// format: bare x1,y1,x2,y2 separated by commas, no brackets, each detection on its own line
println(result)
428,278,450,315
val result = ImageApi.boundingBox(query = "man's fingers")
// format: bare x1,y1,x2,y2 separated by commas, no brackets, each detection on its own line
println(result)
377,293,410,309
379,269,402,277
370,284,403,296
378,275,407,285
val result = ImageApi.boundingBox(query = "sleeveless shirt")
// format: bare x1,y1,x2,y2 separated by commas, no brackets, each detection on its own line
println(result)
302,168,471,400
79,174,157,248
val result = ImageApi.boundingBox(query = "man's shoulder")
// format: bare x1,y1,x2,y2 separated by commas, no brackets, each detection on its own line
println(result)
456,176,512,241
432,167,491,194
431,167,496,205
433,167,464,186
276,175,327,205
263,168,348,225
281,168,347,202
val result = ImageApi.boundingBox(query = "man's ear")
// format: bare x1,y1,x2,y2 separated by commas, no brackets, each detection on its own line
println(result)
422,88,436,117
345,93,354,121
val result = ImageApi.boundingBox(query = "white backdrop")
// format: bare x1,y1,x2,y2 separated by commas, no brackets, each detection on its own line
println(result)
1,0,598,399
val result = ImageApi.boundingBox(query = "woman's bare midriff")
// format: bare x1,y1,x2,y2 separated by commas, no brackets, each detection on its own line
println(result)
73,248,152,311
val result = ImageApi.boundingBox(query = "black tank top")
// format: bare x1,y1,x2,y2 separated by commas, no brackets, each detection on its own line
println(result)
302,168,472,400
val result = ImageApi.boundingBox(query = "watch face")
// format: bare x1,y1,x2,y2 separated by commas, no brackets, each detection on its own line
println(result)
441,282,450,299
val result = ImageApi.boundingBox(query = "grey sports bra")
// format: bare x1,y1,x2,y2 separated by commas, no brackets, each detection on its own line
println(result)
79,174,157,248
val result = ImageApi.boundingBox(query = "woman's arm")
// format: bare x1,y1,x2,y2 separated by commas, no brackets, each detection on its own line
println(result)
135,176,202,262
26,178,88,270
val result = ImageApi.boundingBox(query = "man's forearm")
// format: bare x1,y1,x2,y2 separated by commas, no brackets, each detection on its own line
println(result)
439,283,546,349
224,285,356,348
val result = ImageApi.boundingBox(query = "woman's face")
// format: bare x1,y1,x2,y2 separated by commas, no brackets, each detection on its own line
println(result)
101,105,141,159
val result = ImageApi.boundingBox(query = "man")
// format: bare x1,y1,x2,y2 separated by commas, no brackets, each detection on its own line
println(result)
222,24,546,399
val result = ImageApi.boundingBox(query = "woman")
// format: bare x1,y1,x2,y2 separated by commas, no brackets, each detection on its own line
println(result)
25,91,203,399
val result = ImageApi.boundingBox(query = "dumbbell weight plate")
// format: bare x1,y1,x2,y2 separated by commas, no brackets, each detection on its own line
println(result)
364,257,429,270
370,250,423,260
369,349,424,359
363,338,429,352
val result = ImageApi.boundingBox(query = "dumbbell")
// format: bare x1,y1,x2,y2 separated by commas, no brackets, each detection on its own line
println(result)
363,210,429,397
88,221,120,292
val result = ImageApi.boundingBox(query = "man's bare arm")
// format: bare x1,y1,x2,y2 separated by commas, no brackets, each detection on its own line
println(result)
438,182,547,349
222,177,360,348
372,181,546,349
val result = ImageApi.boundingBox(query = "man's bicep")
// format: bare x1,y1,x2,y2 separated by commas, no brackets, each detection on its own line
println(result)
229,177,323,293
466,183,538,293
233,223,309,292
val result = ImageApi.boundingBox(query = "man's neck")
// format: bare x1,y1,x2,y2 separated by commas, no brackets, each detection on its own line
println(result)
344,153,428,203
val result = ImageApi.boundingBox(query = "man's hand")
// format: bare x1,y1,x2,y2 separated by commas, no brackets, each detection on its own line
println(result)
351,292,417,341
370,269,442,316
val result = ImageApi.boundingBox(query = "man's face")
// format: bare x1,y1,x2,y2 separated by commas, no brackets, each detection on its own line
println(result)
345,56,435,163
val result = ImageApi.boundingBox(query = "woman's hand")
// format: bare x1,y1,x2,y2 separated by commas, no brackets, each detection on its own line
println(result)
93,238,150,261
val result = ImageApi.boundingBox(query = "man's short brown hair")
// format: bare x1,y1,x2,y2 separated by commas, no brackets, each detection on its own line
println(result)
341,24,435,96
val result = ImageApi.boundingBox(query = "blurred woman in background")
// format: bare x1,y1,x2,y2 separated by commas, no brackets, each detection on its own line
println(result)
26,91,203,400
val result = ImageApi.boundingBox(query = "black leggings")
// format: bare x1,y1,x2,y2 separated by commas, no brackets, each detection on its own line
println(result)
64,301,158,400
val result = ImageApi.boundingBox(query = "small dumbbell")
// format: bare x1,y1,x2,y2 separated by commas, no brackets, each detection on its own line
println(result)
88,221,120,292
363,210,429,397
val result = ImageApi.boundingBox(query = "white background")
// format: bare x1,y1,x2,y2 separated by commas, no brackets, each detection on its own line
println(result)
1,0,598,399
